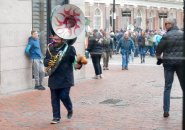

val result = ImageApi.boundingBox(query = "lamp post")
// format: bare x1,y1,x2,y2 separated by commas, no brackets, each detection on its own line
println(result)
47,0,51,44
113,0,116,33
183,1,185,129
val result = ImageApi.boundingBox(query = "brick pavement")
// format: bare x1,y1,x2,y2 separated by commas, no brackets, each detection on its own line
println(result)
0,55,183,130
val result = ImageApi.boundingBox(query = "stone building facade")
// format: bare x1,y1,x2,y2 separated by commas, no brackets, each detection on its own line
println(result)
85,0,183,32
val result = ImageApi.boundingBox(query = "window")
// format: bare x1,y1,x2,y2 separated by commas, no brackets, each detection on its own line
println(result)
136,9,142,28
94,8,102,29
149,11,154,30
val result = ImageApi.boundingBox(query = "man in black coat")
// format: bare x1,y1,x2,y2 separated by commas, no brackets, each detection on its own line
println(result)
156,18,184,118
44,35,82,124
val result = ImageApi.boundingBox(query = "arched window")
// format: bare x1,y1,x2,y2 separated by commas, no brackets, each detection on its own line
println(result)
136,9,142,28
94,8,102,29
121,8,131,30
149,11,154,30
170,12,174,17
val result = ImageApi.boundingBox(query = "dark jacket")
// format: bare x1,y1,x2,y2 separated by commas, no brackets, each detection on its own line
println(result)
156,26,184,67
138,35,145,47
87,35,103,55
102,37,112,52
131,35,139,47
44,44,76,89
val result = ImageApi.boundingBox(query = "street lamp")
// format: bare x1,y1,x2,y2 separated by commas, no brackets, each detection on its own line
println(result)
113,0,116,33
183,1,185,129
47,0,51,44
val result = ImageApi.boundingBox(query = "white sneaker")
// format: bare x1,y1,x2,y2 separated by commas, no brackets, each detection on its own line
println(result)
50,118,60,124
92,75,99,79
99,75,103,79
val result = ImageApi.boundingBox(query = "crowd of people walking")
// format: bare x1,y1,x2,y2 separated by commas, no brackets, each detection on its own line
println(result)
86,26,166,76
86,18,184,119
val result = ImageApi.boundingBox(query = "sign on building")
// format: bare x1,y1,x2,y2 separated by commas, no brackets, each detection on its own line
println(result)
122,11,131,17
159,13,168,18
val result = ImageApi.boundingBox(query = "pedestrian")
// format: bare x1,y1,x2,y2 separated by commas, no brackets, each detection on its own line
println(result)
44,34,86,124
117,31,135,70
129,32,135,62
110,31,115,58
102,31,112,70
138,31,146,63
147,32,155,57
153,31,162,54
132,31,139,57
25,30,45,90
156,18,184,118
87,29,103,79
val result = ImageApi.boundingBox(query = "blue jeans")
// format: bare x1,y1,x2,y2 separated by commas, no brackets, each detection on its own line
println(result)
163,66,183,112
122,53,129,69
50,87,72,119
134,46,139,57
139,46,145,61
91,54,102,75
149,45,155,57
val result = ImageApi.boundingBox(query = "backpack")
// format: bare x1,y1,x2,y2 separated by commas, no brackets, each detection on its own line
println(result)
138,36,145,46
25,43,32,57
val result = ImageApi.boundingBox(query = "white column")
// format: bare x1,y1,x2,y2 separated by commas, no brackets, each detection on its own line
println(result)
69,0,86,80
0,0,32,93
105,4,110,32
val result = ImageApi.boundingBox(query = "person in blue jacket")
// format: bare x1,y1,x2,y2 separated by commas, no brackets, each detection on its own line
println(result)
25,30,45,90
117,32,135,70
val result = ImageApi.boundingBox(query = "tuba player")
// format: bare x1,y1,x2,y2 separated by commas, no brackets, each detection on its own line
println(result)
44,34,86,124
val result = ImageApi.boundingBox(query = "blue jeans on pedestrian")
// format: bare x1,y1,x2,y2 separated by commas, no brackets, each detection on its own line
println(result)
50,87,72,119
134,46,139,57
122,53,129,69
139,46,145,62
149,45,155,57
163,66,183,112
91,54,102,75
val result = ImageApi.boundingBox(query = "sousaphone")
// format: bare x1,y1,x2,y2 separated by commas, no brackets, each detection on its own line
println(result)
45,4,85,76
51,4,85,39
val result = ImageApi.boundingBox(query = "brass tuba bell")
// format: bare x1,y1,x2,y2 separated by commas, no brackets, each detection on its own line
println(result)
45,4,85,76
51,4,85,39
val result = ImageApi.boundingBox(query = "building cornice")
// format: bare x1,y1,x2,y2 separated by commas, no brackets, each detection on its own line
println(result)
85,0,183,9
125,0,183,9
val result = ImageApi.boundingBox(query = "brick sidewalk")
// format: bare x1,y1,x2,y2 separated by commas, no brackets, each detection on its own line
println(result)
0,57,183,130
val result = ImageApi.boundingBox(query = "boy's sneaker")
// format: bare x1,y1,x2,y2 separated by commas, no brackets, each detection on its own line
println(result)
35,85,45,90
50,118,60,124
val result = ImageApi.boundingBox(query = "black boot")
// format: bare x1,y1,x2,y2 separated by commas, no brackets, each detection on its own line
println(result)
67,111,73,119
141,57,143,63
143,59,145,63
163,112,169,118
35,85,45,90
